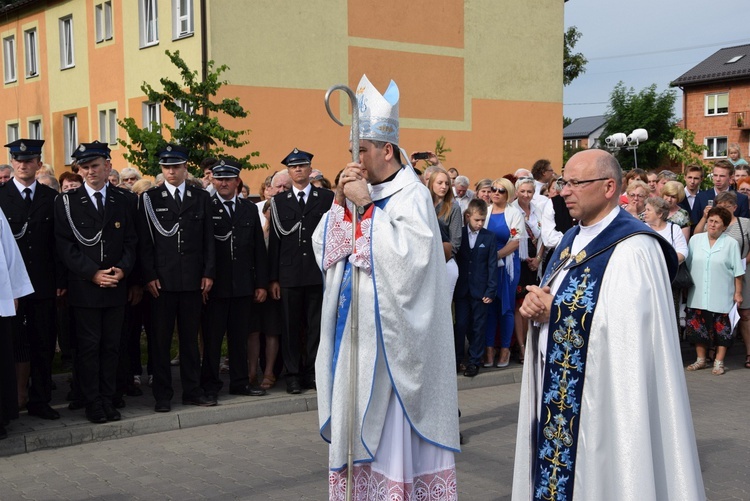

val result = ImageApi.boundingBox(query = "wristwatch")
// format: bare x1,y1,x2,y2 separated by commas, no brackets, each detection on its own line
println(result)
357,203,372,215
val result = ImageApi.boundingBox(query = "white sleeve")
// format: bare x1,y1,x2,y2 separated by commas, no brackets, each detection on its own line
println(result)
541,198,563,249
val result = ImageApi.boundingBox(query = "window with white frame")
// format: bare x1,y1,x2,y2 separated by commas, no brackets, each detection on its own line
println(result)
705,136,728,158
59,16,75,69
3,35,17,83
564,139,580,149
28,119,42,140
24,28,38,77
143,102,161,132
139,0,159,47
705,93,728,116
173,0,193,39
174,98,194,129
63,114,78,165
99,108,117,145
6,123,19,144
95,1,114,43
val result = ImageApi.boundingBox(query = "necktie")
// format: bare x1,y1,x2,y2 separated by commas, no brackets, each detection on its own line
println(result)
224,200,234,219
23,187,32,208
94,191,104,217
175,188,182,210
298,191,305,210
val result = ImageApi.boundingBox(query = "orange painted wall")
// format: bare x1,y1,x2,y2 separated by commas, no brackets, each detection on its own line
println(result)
51,106,88,170
218,86,561,195
348,0,464,48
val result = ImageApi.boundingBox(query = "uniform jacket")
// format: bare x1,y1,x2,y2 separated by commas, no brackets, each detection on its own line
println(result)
209,194,268,298
54,185,137,308
454,226,498,300
268,186,333,287
0,181,62,299
137,183,215,292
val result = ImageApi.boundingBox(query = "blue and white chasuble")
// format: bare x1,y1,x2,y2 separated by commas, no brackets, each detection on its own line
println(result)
513,209,705,501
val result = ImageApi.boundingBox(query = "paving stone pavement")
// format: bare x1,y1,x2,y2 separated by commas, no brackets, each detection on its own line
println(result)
0,347,747,500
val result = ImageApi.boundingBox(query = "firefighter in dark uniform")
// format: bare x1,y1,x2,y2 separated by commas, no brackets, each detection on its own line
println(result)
138,144,216,413
54,141,137,423
201,159,268,399
268,148,334,394
0,139,63,421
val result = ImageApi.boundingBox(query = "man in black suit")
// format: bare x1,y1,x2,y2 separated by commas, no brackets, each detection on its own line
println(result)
138,144,216,412
678,165,703,215
201,159,268,400
0,139,63,421
691,160,750,224
268,148,334,394
54,141,137,423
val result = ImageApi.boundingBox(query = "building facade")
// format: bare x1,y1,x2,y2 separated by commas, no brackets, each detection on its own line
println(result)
672,44,750,165
1,0,565,191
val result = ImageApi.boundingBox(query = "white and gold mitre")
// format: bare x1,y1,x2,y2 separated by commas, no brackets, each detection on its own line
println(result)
355,74,399,146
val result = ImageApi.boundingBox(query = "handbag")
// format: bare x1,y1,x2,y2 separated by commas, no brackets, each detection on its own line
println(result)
670,223,693,289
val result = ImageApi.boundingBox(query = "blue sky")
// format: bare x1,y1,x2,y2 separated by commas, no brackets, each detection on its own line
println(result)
563,0,750,121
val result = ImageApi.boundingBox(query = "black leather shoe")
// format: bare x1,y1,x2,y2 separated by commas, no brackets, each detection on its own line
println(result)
102,402,121,422
85,403,107,424
27,403,61,420
0,425,7,440
154,400,171,413
229,385,266,397
112,396,126,409
68,399,85,411
464,364,480,378
286,378,302,395
182,395,218,407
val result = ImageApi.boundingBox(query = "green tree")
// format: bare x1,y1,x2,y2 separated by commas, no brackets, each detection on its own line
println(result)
657,126,712,188
118,50,266,177
564,26,587,86
563,116,573,128
600,82,677,171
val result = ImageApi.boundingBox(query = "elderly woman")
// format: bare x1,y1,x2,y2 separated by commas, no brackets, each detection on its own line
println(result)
474,178,492,204
737,176,750,198
621,179,649,220
428,168,462,299
644,197,688,326
119,167,142,190
660,180,691,242
484,177,525,368
695,191,750,369
685,207,744,375
510,177,542,363
619,168,648,205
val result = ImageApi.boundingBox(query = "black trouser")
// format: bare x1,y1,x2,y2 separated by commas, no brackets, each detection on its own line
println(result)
13,297,57,405
0,317,18,423
280,285,322,382
454,296,490,366
115,299,145,396
201,295,253,393
151,290,203,402
73,305,124,405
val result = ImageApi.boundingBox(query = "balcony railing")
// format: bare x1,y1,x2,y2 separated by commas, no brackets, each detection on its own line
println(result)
731,111,750,130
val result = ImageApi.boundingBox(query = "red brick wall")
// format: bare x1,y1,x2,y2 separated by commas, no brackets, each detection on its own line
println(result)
681,80,750,159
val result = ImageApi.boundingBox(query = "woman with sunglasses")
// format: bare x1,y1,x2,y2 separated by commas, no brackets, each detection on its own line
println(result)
483,178,525,368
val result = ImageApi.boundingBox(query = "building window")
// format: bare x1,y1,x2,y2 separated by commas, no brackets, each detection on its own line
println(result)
99,108,117,145
95,1,114,43
28,120,42,139
705,93,728,116
564,139,581,149
6,123,19,144
24,29,38,77
139,0,159,47
59,16,75,69
705,136,728,159
173,0,193,39
174,98,194,129
143,102,161,132
63,114,78,165
3,35,17,83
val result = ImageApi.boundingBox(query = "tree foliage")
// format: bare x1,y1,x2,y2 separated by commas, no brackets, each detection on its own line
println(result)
118,50,266,177
657,126,712,188
564,26,587,86
601,82,677,171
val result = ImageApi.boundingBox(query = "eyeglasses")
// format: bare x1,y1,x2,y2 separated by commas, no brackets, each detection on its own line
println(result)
490,186,507,194
627,193,646,199
558,177,610,189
